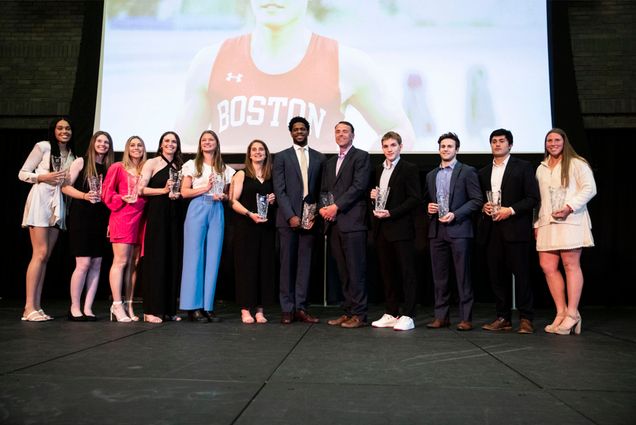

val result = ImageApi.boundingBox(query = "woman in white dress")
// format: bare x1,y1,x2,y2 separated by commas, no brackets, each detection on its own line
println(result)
534,128,596,335
18,117,75,322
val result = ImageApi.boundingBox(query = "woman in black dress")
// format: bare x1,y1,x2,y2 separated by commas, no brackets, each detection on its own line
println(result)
138,131,185,323
230,140,276,324
62,131,114,320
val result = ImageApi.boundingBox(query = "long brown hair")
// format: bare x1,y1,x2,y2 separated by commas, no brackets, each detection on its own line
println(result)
84,131,114,184
544,128,588,187
194,130,226,177
122,135,147,175
243,139,272,180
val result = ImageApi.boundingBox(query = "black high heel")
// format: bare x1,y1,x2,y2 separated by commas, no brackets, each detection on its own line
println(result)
204,311,222,323
67,311,86,322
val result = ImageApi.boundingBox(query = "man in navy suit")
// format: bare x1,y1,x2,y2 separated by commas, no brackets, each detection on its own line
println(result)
424,132,482,331
478,128,539,334
369,131,422,331
319,121,371,328
273,116,326,324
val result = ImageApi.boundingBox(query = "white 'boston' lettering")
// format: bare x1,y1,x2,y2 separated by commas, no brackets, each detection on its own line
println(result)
247,96,266,125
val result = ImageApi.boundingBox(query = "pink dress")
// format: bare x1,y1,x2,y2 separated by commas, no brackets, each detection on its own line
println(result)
102,162,146,244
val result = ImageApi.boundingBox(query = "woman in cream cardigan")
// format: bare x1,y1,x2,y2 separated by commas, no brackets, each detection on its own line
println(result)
534,128,596,335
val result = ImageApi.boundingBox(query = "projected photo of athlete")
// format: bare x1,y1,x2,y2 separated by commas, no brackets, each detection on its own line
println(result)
177,0,415,152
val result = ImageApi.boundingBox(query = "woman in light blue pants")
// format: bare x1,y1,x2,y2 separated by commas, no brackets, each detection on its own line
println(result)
179,130,234,322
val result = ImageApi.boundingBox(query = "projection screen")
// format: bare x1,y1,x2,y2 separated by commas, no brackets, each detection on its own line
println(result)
95,0,552,153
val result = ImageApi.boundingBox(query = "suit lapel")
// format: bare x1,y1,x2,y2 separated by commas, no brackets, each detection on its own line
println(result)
334,146,355,184
449,161,462,203
288,147,302,181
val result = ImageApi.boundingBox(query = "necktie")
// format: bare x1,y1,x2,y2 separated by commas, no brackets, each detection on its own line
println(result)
299,147,309,198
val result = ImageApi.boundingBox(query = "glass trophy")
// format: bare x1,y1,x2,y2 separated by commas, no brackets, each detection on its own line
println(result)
51,155,62,172
549,186,567,220
169,168,182,198
319,191,335,208
437,191,450,217
486,190,501,219
126,174,139,203
87,175,102,203
256,193,269,219
374,186,390,211
301,202,317,229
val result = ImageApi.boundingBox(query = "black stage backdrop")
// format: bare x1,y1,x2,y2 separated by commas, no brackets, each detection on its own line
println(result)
4,1,634,306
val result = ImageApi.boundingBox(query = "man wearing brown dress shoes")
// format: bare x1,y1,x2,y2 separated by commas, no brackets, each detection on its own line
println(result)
295,309,320,323
328,314,366,328
426,318,450,329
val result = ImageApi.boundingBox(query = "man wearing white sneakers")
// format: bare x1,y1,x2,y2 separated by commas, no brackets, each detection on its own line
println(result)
369,132,422,331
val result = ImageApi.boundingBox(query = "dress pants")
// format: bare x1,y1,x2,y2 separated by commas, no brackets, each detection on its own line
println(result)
179,196,224,311
278,227,315,312
486,224,534,321
429,224,474,322
376,231,418,318
329,223,368,318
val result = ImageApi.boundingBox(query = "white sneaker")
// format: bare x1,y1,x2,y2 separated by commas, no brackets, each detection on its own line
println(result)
372,314,398,328
393,315,415,331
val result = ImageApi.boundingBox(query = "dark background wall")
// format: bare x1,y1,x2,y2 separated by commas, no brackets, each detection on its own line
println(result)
2,1,635,306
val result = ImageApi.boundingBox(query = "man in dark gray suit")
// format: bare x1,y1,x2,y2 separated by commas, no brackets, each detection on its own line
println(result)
425,132,482,331
319,121,371,328
273,116,326,324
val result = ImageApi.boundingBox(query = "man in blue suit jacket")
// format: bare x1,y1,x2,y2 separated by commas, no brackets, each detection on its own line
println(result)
319,121,371,328
425,132,482,331
273,116,326,324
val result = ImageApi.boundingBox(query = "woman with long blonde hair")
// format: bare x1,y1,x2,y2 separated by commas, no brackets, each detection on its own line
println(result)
534,128,596,335
102,135,148,322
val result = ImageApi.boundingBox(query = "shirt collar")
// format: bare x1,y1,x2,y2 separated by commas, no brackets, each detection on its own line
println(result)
493,154,511,167
339,144,353,158
439,158,457,170
383,156,400,170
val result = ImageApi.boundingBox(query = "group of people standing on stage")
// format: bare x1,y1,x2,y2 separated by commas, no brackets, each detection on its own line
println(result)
18,116,596,336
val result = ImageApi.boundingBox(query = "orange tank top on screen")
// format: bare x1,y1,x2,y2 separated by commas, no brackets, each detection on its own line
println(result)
208,33,343,152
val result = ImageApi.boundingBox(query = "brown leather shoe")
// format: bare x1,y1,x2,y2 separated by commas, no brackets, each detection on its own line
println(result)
340,315,367,328
482,317,512,331
517,318,535,334
426,318,450,329
456,321,473,331
295,310,319,324
280,312,294,325
327,315,350,326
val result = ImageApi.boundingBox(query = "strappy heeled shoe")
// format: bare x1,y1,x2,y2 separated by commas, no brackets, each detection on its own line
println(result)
110,301,132,322
555,313,582,335
38,309,53,321
124,301,140,322
21,310,47,322
544,312,567,333
143,314,163,323
241,310,255,324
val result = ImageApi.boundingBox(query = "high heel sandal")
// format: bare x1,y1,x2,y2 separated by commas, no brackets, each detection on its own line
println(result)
555,313,582,335
143,314,163,324
255,310,268,324
241,310,255,324
110,301,132,323
38,309,53,321
544,312,566,333
124,301,140,322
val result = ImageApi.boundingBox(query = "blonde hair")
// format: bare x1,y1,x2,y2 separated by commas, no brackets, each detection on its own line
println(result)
544,128,588,187
122,135,147,175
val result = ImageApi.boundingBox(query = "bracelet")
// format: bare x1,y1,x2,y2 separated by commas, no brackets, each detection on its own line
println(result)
245,210,251,217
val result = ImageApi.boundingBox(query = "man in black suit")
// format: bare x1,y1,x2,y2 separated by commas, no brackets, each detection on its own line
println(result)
424,132,482,331
319,121,371,328
273,116,326,324
369,131,422,331
478,128,539,334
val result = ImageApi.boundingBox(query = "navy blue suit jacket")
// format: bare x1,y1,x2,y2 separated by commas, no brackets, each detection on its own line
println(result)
273,146,326,228
425,160,483,239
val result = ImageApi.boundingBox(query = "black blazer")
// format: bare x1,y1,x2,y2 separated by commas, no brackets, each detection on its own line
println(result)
424,160,482,239
477,156,539,243
320,146,371,232
273,146,326,228
371,159,422,242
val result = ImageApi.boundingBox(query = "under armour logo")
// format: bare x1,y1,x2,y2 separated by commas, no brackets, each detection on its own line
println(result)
226,72,243,83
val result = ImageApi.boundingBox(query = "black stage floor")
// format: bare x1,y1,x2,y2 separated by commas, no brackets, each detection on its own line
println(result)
1,299,635,425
